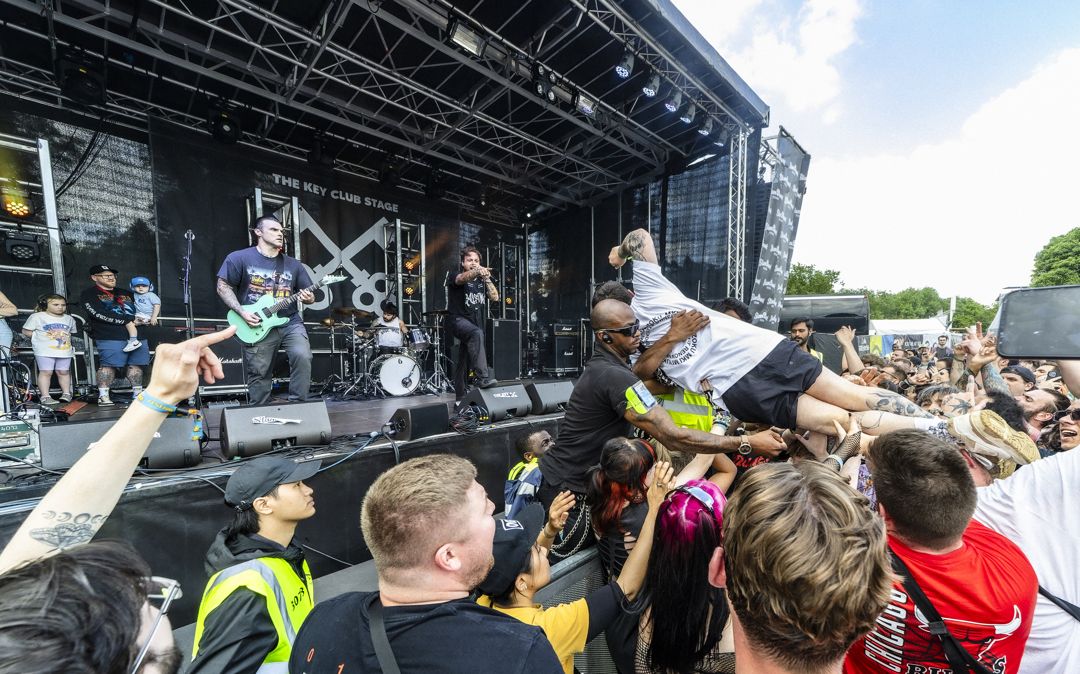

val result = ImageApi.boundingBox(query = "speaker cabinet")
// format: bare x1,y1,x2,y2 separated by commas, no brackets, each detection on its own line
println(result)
220,401,331,458
388,403,451,441
543,323,581,374
457,382,531,423
487,319,521,381
525,380,575,415
40,417,202,470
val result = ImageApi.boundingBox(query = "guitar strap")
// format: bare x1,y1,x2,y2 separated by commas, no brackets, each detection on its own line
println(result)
272,252,285,298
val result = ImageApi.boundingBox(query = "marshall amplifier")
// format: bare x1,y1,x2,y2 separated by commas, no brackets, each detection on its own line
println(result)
199,331,247,394
543,322,581,375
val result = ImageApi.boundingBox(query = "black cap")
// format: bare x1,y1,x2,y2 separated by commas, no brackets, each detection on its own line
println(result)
224,456,321,511
1001,365,1036,385
476,505,544,597
88,264,118,275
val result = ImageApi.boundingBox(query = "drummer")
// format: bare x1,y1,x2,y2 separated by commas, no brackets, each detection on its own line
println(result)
371,299,408,353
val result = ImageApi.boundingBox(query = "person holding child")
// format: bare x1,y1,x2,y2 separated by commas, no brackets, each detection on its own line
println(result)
21,294,77,404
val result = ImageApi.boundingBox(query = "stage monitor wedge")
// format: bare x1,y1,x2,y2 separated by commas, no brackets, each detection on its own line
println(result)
388,403,451,441
457,382,531,423
525,380,575,415
220,401,331,458
41,417,201,470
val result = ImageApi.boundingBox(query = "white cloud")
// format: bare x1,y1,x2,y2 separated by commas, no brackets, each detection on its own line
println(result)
792,48,1080,304
674,0,862,117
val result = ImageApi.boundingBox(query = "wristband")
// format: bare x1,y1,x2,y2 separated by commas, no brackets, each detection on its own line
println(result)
136,392,204,441
823,454,845,470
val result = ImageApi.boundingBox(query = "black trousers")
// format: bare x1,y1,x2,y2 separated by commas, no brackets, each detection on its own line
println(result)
448,315,490,395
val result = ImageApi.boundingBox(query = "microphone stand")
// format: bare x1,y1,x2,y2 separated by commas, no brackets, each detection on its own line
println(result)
180,229,203,411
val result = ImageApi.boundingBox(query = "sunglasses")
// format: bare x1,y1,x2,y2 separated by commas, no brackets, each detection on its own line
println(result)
130,576,182,674
1054,409,1080,423
666,485,720,525
600,319,640,338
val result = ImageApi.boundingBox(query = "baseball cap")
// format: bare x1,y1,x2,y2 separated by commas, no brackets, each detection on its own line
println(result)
476,505,544,597
948,410,1039,479
88,264,118,275
224,456,321,511
1001,366,1036,385
130,276,152,287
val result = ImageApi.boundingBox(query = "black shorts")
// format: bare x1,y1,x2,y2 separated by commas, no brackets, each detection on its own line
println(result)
721,340,823,429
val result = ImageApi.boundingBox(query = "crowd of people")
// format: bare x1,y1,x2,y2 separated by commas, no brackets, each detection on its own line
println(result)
1,229,1079,674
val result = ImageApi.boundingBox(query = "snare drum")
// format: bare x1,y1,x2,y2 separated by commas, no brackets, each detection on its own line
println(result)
370,353,422,396
407,327,431,352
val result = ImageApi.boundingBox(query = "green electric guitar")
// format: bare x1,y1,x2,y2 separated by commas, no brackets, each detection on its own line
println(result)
228,268,348,344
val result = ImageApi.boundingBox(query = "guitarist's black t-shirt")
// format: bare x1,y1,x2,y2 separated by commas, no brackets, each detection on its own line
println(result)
218,247,313,324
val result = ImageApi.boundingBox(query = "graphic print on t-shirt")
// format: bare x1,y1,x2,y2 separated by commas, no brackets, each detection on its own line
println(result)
241,265,295,306
640,309,700,367
41,322,72,350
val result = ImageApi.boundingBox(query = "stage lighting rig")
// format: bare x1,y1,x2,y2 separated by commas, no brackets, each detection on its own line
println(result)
3,231,41,262
57,50,105,107
713,125,732,148
697,118,713,136
379,156,404,186
476,184,490,209
424,168,447,200
308,133,335,169
664,92,683,114
446,18,486,57
573,91,597,118
614,49,635,79
680,103,697,125
533,63,557,104
208,103,242,144
1,185,32,218
642,73,661,98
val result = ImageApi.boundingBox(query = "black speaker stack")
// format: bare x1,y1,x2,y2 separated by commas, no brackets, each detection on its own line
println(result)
543,322,581,375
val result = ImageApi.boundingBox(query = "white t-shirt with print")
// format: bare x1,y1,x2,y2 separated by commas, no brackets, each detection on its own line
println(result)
23,312,77,358
630,261,783,396
974,450,1080,674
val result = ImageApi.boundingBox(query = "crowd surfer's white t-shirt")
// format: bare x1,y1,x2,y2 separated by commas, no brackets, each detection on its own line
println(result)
630,260,783,396
974,450,1080,674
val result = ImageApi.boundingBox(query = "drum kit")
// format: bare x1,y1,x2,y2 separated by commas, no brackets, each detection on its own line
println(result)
321,307,453,399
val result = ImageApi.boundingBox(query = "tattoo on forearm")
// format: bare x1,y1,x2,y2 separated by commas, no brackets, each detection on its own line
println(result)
865,391,934,418
981,363,1010,396
216,278,243,312
858,411,885,430
30,511,108,550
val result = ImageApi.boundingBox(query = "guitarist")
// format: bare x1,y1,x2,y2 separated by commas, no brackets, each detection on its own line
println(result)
216,216,315,405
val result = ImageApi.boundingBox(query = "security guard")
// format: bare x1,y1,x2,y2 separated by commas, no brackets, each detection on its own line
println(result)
190,456,320,674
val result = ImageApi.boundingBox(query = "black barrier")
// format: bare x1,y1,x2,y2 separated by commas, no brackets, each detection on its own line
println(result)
0,415,560,626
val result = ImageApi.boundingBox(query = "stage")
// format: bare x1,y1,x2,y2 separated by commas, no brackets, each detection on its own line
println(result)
0,392,563,626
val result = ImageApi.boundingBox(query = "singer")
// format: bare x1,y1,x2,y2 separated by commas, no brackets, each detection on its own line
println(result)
446,245,499,398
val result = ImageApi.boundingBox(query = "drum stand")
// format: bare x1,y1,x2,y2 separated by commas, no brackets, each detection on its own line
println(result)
334,315,381,399
421,313,453,395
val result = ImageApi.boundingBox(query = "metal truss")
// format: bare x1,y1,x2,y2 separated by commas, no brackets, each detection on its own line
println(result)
726,127,748,299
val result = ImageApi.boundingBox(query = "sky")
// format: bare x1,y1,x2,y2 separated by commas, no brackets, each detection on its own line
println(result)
671,0,1080,304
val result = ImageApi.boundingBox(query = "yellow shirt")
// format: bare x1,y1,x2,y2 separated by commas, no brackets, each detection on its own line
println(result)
476,595,589,674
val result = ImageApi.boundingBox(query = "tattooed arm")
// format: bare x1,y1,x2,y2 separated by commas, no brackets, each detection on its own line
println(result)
977,362,1011,397
0,327,235,573
609,228,659,268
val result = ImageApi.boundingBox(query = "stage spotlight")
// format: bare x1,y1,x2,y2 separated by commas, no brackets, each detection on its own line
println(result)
713,125,732,148
208,104,241,144
447,18,486,57
505,296,514,306
424,168,447,200
403,255,420,272
533,63,557,104
379,156,403,186
679,103,696,125
697,118,713,136
404,284,417,297
664,91,682,114
476,184,490,209
3,232,41,262
573,91,597,117
614,49,634,79
308,134,335,169
642,73,660,98
1,185,32,218
57,51,105,107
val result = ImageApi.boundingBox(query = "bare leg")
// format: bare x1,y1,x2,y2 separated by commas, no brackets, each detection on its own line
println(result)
125,365,144,390
96,367,116,388
37,370,53,399
56,371,72,397
806,368,933,419
125,322,137,340
795,393,936,437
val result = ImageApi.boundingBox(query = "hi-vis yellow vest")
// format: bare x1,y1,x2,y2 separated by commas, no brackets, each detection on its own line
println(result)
192,557,314,673
657,386,714,431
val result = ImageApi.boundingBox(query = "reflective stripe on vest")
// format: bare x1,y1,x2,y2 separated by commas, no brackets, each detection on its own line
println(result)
191,557,313,670
657,387,714,431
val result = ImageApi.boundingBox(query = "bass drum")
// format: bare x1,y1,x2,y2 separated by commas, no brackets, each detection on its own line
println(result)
370,353,422,396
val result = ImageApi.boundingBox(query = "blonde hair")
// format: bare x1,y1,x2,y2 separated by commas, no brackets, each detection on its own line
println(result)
723,462,892,671
360,454,476,575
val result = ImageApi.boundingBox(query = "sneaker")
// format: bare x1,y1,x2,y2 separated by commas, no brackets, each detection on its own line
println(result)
58,393,73,404
477,378,498,389
123,339,142,353
39,396,58,405
97,395,115,406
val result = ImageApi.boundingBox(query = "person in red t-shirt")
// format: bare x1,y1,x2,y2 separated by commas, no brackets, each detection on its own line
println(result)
845,430,1038,674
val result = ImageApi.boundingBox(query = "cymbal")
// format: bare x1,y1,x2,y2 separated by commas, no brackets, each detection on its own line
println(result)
320,317,336,327
423,309,449,316
333,307,375,318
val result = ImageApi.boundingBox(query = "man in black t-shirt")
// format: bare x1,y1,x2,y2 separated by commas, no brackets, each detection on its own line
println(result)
446,245,499,396
80,264,150,406
216,216,315,405
288,454,562,674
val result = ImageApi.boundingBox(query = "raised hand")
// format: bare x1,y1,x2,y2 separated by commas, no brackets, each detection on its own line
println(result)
835,325,856,345
545,490,576,534
145,326,236,403
748,429,787,458
647,461,675,510
667,309,710,341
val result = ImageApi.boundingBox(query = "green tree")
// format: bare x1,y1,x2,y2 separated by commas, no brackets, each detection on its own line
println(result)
1031,227,1080,286
951,297,998,330
786,263,842,295
859,287,947,320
